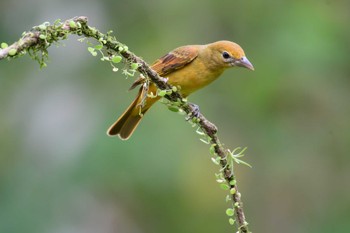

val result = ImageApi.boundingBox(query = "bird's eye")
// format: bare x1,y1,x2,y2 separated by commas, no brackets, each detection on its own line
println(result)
222,51,230,59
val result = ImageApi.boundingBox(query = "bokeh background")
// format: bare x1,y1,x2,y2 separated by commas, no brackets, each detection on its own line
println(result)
1,0,349,233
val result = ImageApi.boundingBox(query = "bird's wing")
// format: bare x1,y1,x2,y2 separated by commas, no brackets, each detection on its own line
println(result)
129,45,199,90
151,45,199,76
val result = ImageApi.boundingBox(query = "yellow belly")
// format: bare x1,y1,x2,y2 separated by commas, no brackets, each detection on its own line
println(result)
166,60,224,97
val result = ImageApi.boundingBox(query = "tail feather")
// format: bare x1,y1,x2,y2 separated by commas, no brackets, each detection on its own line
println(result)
107,87,154,140
117,111,145,140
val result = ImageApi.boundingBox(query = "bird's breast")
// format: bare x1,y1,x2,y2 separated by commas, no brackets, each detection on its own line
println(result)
166,59,224,97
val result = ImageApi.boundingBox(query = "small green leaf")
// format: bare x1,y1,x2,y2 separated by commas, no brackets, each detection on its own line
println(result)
69,21,77,28
172,86,177,92
87,47,97,56
211,157,220,165
229,180,236,186
130,63,139,70
98,38,107,44
1,43,8,49
226,208,234,216
220,183,230,190
168,106,179,112
94,44,103,50
158,90,167,97
111,56,122,63
230,188,236,194
229,218,235,225
192,117,200,123
38,24,47,30
39,34,47,40
8,48,17,56
216,178,225,183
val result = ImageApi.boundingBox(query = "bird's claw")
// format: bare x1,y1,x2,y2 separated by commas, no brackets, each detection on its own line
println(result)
185,103,200,121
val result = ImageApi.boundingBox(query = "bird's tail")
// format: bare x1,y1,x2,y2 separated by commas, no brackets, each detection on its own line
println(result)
107,87,157,140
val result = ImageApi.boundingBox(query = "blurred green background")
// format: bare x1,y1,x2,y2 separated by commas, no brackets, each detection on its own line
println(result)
1,0,349,232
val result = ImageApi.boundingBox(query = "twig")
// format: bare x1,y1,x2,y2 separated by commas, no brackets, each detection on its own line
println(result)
0,16,251,232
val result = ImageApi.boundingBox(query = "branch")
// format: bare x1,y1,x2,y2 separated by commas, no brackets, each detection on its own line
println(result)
0,31,42,59
0,16,251,232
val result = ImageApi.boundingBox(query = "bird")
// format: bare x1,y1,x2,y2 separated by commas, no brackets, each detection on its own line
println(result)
107,40,254,140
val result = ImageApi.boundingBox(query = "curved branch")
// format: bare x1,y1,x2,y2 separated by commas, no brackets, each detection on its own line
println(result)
0,16,250,233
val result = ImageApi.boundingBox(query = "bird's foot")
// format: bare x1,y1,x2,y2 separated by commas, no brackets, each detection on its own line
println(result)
185,103,201,120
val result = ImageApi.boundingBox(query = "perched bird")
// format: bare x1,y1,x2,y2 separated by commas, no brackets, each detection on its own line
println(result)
107,40,254,140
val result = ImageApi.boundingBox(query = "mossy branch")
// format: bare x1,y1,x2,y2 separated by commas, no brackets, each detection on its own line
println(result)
0,16,251,233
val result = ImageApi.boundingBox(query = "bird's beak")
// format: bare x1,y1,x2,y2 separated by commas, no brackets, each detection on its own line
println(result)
236,56,254,71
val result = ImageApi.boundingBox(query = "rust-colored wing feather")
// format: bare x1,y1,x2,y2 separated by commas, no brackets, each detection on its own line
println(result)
151,45,199,76
129,45,199,90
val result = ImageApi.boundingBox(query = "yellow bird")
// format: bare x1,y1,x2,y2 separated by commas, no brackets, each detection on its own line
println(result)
107,40,254,140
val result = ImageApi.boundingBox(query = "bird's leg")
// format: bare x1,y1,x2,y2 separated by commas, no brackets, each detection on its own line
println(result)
185,103,201,120
138,82,149,109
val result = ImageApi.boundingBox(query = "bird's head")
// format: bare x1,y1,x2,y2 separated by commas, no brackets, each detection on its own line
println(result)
208,40,254,71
